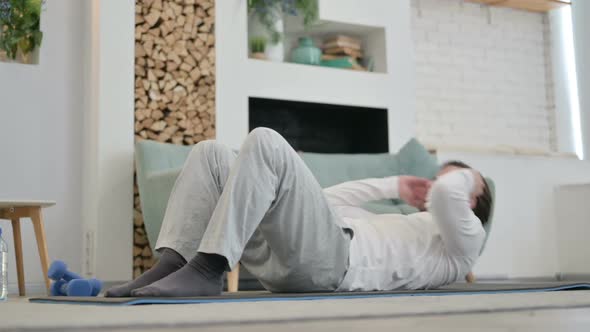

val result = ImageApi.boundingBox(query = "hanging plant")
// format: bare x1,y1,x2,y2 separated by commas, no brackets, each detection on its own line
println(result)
248,0,318,44
0,0,44,61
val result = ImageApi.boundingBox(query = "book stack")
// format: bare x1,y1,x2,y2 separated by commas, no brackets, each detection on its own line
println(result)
320,35,365,71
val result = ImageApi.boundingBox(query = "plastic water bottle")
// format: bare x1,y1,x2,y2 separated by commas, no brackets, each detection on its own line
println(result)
0,227,7,301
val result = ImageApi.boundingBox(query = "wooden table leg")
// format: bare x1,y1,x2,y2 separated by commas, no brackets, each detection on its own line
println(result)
227,264,240,293
10,218,26,296
30,208,51,294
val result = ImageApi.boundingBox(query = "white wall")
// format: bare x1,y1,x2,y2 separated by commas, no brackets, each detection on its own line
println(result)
548,7,580,157
411,2,590,278
554,184,590,276
572,0,590,160
0,1,86,293
82,0,135,282
438,151,590,278
0,0,134,292
216,0,416,152
412,0,556,153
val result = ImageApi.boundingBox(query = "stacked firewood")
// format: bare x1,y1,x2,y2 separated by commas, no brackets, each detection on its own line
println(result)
133,0,216,278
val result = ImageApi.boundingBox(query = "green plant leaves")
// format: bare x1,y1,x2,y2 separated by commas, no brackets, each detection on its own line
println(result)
0,0,43,60
250,36,267,53
248,0,318,45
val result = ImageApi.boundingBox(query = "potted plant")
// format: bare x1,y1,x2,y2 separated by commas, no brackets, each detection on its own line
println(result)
248,0,318,62
0,0,44,64
250,36,267,60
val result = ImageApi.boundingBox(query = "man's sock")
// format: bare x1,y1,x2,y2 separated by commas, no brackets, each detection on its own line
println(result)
104,248,187,297
131,252,227,297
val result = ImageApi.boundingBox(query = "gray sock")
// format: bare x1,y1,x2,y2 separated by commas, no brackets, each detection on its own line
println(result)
130,253,227,297
104,248,186,297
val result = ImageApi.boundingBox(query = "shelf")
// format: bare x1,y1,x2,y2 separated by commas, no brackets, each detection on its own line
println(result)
244,58,391,110
466,0,571,13
248,13,387,74
247,57,386,78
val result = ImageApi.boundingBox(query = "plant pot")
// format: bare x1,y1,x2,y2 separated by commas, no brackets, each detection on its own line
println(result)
0,47,39,65
248,10,285,62
251,52,267,60
16,47,40,65
291,37,321,65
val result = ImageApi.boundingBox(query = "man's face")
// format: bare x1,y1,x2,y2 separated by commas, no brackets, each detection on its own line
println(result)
436,165,463,179
436,165,481,209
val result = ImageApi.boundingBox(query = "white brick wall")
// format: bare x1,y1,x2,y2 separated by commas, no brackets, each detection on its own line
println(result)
412,0,556,153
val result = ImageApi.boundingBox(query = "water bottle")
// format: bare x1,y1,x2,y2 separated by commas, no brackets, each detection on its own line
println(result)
0,227,7,301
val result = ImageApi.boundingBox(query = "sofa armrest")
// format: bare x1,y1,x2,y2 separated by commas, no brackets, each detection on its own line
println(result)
137,167,182,252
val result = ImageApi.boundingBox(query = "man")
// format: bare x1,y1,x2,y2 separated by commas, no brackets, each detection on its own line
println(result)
106,128,492,297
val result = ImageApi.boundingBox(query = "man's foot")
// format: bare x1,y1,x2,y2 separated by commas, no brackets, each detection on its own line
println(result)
104,248,186,297
131,253,226,297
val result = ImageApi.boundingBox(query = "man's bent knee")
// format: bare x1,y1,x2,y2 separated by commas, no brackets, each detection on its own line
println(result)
246,127,286,147
188,140,228,163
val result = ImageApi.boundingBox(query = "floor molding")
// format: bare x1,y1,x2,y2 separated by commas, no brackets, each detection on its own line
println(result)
9,301,590,332
7,282,46,296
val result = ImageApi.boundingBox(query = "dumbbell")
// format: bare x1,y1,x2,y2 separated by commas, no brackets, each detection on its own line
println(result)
51,279,92,296
48,260,82,281
48,260,103,296
51,279,103,297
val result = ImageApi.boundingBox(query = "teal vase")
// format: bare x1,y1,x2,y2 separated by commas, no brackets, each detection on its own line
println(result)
291,37,322,65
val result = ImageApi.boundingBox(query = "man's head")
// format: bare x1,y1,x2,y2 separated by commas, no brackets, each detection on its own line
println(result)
437,161,493,226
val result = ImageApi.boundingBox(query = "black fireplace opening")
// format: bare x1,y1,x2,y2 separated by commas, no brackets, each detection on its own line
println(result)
249,97,388,153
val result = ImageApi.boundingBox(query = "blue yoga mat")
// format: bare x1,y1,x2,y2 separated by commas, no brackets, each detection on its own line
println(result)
29,282,590,306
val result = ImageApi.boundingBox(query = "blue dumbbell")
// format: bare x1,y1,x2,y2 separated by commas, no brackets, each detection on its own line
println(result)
89,278,103,296
48,260,82,281
50,278,103,297
51,279,93,296
48,260,103,296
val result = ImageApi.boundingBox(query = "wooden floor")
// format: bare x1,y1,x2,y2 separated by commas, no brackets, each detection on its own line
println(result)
118,308,590,332
3,290,590,331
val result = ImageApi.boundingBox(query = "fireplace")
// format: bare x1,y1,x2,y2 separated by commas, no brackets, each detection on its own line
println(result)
249,97,389,153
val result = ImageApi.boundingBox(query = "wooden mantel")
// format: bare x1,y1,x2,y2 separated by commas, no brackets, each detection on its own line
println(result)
466,0,571,13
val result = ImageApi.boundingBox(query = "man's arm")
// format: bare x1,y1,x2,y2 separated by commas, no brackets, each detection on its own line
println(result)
324,176,431,209
427,169,485,258
323,177,399,207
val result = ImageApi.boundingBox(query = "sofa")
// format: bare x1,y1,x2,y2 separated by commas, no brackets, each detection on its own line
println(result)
135,138,495,289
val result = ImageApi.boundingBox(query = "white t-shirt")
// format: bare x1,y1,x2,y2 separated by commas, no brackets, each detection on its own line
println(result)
323,169,486,291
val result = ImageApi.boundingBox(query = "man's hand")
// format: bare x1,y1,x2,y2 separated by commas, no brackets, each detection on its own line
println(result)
398,176,432,211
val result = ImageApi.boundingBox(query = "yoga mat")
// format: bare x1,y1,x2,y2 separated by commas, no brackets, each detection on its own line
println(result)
29,282,590,306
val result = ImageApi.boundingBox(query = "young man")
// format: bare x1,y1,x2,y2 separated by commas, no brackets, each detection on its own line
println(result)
106,128,492,297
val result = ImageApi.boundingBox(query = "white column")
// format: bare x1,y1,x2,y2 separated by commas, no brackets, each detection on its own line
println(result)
572,0,590,160
82,0,135,281
548,8,580,157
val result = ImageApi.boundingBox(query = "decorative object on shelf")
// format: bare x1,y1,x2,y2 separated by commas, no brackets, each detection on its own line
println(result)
320,35,367,71
248,6,284,62
320,55,362,71
0,0,44,65
322,35,363,59
291,36,321,65
250,36,268,60
362,56,375,72
248,0,318,62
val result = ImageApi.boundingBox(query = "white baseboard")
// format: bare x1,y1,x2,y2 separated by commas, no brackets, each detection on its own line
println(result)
7,282,47,296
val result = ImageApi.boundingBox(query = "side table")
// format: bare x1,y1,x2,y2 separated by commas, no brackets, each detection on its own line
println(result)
0,200,55,296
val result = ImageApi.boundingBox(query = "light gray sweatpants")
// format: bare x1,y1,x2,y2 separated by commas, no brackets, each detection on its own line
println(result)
155,128,351,292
